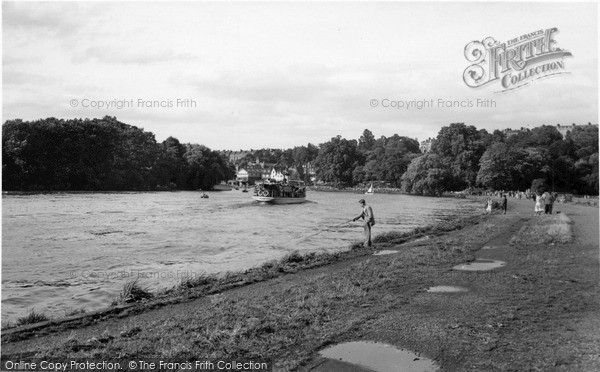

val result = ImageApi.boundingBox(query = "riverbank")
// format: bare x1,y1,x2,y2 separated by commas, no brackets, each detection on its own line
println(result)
2,198,598,371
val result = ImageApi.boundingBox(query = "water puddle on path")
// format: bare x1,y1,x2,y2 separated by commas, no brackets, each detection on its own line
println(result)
481,244,510,250
453,259,506,271
373,250,399,256
426,286,469,293
319,341,439,372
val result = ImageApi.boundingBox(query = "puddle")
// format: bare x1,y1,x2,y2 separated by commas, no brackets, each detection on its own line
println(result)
481,245,509,250
320,341,439,372
453,259,506,271
373,250,399,256
413,235,431,243
427,286,469,293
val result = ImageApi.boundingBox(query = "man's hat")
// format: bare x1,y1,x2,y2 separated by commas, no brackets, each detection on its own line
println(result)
358,199,365,204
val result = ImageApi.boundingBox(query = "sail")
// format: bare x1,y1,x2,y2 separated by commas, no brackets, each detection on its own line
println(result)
365,182,374,194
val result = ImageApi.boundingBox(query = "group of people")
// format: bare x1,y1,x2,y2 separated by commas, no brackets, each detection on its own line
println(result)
533,192,556,216
352,189,562,249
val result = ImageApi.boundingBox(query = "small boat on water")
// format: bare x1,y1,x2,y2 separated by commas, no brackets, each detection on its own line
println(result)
252,179,306,204
365,182,374,195
200,193,209,199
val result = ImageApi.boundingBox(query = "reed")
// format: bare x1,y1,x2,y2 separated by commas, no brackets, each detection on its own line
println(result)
112,279,153,305
16,309,49,326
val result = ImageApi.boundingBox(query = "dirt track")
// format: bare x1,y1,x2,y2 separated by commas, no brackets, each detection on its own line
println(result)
2,198,599,371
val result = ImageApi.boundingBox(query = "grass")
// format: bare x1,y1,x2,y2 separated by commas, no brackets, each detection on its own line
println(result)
64,308,86,317
112,280,154,305
510,213,573,245
15,309,50,326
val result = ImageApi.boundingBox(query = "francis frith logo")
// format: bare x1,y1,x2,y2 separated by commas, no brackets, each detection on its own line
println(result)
463,28,572,92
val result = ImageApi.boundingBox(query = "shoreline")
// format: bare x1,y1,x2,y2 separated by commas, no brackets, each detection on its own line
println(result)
2,198,598,371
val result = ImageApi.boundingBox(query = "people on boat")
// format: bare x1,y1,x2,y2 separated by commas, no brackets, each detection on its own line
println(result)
352,199,375,248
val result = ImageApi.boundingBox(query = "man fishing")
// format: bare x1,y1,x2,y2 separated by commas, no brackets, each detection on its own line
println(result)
353,199,375,247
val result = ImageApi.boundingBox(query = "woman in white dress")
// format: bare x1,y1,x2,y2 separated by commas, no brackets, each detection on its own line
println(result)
534,193,544,216
486,198,493,214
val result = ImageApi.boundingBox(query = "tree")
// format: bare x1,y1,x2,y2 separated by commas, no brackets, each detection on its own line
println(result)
314,135,363,186
183,144,233,190
401,153,450,196
2,117,233,191
358,129,376,154
476,143,551,191
431,123,488,189
531,178,547,194
155,137,187,189
476,143,514,190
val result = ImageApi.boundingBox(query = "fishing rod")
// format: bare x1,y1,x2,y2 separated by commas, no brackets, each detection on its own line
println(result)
295,219,354,243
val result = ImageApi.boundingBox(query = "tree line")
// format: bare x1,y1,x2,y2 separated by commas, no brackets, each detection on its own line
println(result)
309,123,598,196
2,118,597,196
2,117,234,191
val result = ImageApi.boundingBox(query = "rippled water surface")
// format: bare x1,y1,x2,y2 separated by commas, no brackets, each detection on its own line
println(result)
2,190,480,321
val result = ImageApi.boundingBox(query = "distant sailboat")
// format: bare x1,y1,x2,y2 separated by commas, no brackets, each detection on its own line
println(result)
365,182,374,195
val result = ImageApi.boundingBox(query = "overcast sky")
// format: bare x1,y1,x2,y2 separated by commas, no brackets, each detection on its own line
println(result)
2,1,598,150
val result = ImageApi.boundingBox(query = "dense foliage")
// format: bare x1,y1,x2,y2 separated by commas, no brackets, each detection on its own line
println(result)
2,117,234,191
311,123,597,196
2,117,597,196
407,123,598,195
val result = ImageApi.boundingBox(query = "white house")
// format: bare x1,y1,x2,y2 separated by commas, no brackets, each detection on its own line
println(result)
270,167,286,182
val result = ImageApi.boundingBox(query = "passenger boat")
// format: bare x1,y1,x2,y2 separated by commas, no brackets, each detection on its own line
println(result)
252,179,307,204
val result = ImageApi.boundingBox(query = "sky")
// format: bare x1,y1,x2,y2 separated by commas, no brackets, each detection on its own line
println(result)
2,1,598,151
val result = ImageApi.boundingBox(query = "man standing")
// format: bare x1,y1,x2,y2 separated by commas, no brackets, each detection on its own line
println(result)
502,194,508,214
353,199,375,247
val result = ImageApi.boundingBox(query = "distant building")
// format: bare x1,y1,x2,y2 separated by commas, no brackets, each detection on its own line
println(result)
236,164,263,185
556,123,598,138
270,167,286,182
229,151,251,162
503,128,522,137
420,138,433,153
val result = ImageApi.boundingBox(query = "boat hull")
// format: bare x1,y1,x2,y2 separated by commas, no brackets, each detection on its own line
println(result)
252,196,306,204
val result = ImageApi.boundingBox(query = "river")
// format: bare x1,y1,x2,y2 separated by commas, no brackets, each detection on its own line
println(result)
1,190,481,323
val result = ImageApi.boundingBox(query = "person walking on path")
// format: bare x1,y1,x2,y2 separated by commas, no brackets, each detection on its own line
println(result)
534,193,544,216
353,199,375,247
486,198,493,214
502,194,508,214
543,191,552,214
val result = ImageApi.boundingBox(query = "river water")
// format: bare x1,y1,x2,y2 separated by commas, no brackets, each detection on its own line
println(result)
1,190,481,322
